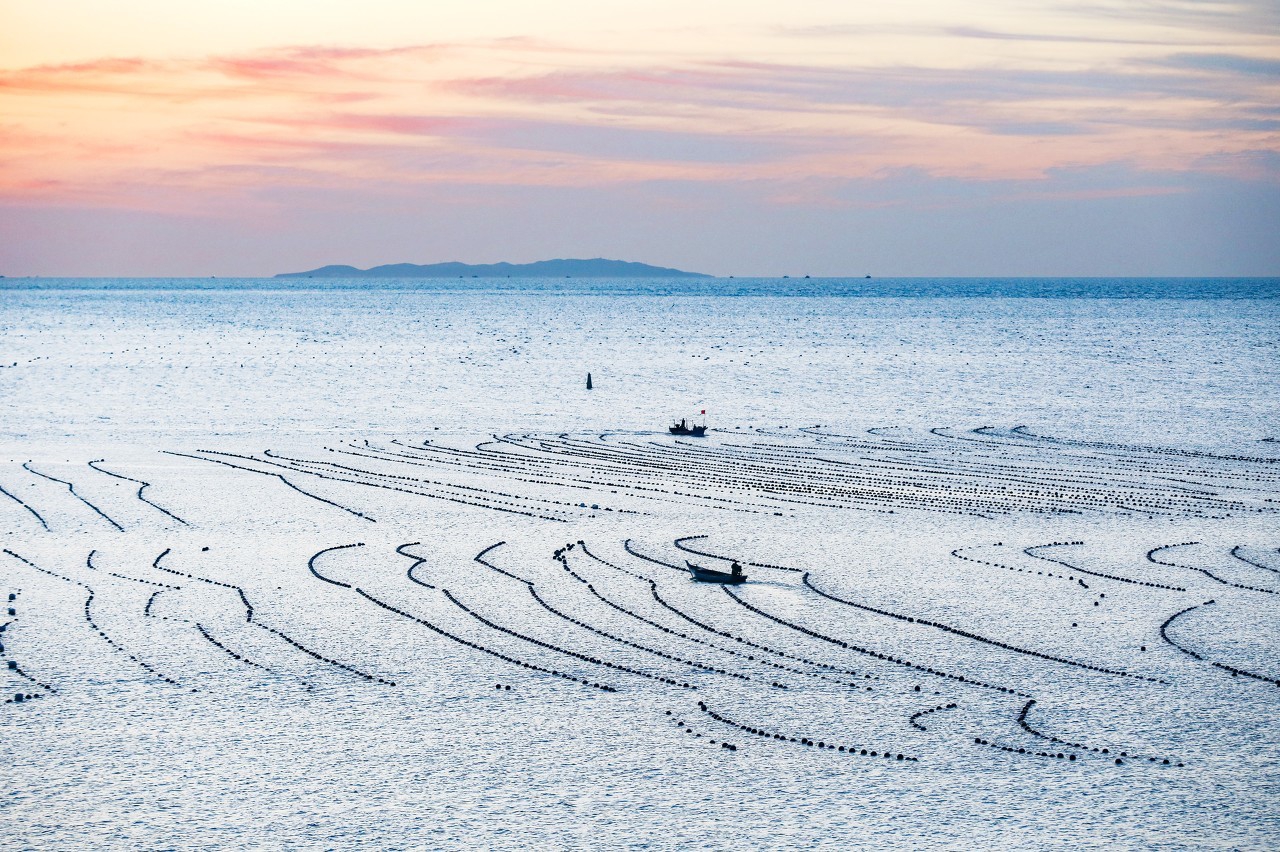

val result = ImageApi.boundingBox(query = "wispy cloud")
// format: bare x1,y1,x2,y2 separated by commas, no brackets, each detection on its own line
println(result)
1,7,1277,219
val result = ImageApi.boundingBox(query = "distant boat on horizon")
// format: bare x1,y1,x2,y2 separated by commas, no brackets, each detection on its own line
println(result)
669,417,707,437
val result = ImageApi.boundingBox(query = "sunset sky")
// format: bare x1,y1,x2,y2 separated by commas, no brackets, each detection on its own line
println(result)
1,1,1277,276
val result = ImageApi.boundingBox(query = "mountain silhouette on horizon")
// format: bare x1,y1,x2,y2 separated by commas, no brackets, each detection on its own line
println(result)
275,258,712,278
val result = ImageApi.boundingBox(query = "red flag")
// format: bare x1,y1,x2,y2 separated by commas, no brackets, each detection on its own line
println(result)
701,410,706,414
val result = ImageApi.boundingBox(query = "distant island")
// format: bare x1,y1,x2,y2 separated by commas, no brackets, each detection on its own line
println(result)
276,258,712,278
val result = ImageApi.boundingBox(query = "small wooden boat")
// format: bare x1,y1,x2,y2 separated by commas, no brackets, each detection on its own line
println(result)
686,560,747,584
669,418,707,437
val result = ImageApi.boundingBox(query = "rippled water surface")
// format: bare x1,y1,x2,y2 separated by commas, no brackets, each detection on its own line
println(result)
2,283,1278,849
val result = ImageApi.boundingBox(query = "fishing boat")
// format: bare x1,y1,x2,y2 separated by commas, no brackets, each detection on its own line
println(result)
669,418,707,437
686,560,747,584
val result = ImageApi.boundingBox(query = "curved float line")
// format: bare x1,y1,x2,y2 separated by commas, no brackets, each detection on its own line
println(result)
3,548,182,687
472,541,530,583
87,459,189,525
260,448,568,522
1029,543,1186,591
525,584,751,682
1010,425,1280,466
307,542,365,589
143,551,307,689
1017,699,1177,766
799,426,931,453
622,539,684,572
697,701,919,763
802,573,1164,683
273,473,376,523
196,622,290,680
441,588,691,689
0,482,49,531
645,580,868,684
674,534,802,572
286,446,573,510
1148,543,1279,596
351,585,616,692
1159,601,1280,687
952,545,1086,588
86,550,180,590
22,462,123,531
720,586,1028,697
161,451,375,522
571,545,847,685
251,620,393,685
1230,545,1280,577
908,702,957,732
395,542,435,589
0,592,58,695
584,543,872,681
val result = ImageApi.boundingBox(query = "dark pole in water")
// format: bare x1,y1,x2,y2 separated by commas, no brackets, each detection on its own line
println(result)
586,372,593,390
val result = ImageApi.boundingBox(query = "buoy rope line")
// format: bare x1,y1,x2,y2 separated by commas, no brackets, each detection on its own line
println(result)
479,543,745,682
1028,543,1186,591
0,481,49,531
566,547,813,686
87,459,189,525
1009,425,1280,467
952,545,1089,587
340,445,646,517
288,448,606,519
1159,601,1280,688
697,700,920,763
358,426,1277,520
378,439,706,516
250,620,394,686
351,585,616,692
1230,545,1280,576
529,582,754,683
802,573,1165,683
642,579,871,686
248,446,567,521
908,702,957,731
721,586,1029,697
3,548,182,687
622,539,684,572
1148,543,1280,595
673,535,802,572
162,451,377,522
1017,699,1181,766
1,589,58,699
442,587,695,689
22,461,124,531
87,549,180,590
396,541,435,589
277,446,592,519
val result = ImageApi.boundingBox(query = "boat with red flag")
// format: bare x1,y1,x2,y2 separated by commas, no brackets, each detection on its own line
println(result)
669,410,708,436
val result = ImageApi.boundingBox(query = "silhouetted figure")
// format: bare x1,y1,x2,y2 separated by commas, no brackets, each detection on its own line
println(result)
731,561,743,578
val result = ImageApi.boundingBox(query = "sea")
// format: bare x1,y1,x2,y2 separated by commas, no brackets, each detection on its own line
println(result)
1,278,1278,849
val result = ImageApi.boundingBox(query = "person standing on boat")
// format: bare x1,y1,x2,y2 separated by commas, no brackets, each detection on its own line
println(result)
731,561,743,578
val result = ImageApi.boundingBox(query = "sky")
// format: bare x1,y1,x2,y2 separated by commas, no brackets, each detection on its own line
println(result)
1,0,1278,277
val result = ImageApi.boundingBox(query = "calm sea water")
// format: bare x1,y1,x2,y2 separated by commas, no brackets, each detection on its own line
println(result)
4,276,1280,298
2,280,1278,849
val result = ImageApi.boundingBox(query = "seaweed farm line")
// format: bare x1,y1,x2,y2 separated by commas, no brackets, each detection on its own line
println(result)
3,424,1279,847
